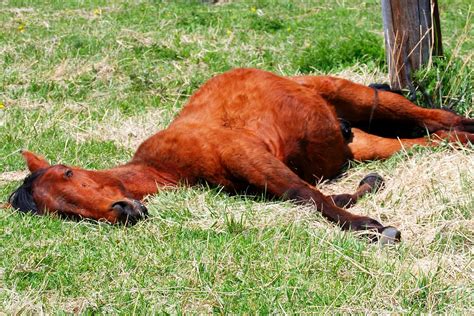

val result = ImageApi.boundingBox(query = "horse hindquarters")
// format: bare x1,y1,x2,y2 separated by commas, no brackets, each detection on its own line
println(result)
292,75,474,135
258,79,351,182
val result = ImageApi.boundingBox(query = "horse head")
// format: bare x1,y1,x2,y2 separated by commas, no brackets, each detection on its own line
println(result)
8,151,148,225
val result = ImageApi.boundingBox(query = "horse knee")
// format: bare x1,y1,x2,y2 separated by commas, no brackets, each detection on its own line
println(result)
283,186,316,204
330,193,355,208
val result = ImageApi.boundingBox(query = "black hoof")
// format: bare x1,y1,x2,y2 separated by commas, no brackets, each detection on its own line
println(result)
359,173,385,193
349,216,401,244
379,226,401,245
359,225,401,244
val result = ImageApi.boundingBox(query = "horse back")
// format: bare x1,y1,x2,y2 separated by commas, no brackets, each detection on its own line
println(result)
134,68,349,183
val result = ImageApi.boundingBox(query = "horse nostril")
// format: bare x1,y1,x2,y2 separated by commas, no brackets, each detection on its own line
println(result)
140,204,149,218
112,200,148,225
134,201,149,218
111,201,131,213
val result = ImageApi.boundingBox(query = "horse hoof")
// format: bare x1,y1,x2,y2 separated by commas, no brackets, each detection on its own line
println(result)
359,173,385,193
379,226,401,245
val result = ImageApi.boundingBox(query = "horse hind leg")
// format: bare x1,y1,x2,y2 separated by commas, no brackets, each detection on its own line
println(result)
292,75,474,134
331,127,473,207
349,127,474,162
330,173,385,208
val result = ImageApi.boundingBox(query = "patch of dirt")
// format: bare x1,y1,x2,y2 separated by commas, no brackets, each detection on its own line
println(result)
50,58,116,82
74,108,169,150
0,7,35,13
333,64,389,85
0,170,28,185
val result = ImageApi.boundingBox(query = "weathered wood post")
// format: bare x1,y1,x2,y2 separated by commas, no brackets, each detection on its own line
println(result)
381,0,443,94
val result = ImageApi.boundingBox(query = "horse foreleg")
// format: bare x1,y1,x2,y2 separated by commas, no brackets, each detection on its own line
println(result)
329,173,385,208
219,141,400,242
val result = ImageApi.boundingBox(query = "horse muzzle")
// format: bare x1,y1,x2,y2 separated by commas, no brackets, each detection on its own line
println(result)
112,199,149,225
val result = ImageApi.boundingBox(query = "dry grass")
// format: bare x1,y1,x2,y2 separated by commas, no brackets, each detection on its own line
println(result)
0,170,28,185
332,63,390,85
49,58,116,82
141,144,473,305
73,108,169,149
362,150,472,242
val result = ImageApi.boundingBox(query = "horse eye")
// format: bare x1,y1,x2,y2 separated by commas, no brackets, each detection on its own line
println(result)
65,170,73,178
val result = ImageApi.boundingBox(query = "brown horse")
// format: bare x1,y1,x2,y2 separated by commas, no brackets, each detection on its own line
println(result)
8,68,474,242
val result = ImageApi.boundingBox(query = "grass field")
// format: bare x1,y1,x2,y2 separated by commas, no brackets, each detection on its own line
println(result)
1,0,473,313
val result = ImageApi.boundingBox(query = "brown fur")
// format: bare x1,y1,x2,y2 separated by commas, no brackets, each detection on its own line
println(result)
9,68,474,232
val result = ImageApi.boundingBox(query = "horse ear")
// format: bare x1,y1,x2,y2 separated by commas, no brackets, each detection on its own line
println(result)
21,150,50,172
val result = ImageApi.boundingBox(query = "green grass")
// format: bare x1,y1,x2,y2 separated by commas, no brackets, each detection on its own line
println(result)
0,0,473,313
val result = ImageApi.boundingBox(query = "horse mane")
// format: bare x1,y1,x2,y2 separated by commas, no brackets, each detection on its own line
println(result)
8,169,47,214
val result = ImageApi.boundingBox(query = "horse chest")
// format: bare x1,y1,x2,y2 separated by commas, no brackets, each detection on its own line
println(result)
283,117,351,182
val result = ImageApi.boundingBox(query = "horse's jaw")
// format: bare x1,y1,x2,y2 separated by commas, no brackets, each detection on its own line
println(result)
103,162,179,200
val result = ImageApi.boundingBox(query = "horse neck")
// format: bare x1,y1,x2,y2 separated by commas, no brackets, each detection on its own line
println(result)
102,162,178,200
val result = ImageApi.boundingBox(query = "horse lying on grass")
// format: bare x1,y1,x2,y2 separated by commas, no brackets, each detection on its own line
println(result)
9,68,474,243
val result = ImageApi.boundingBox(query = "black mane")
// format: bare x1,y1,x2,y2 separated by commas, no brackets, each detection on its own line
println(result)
8,169,47,214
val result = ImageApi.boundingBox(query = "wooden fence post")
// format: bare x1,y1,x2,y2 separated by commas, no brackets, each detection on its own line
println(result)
381,0,443,94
